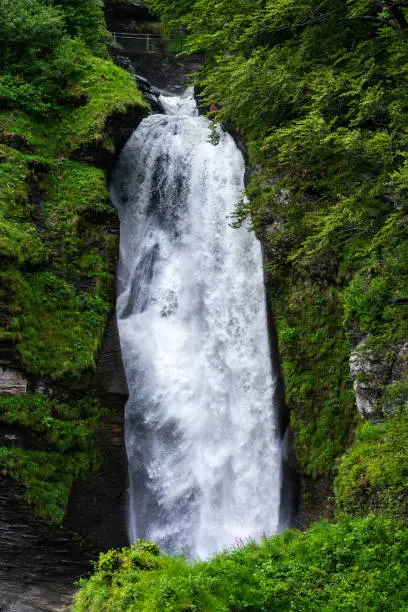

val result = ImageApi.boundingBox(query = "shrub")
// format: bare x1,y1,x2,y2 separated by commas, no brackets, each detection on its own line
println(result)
74,516,408,611
334,404,408,520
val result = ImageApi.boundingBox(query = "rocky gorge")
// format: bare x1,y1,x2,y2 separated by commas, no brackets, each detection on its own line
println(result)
1,0,408,610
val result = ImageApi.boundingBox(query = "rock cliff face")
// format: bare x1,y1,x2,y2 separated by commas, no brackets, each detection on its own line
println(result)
66,313,129,551
350,339,408,418
0,320,129,610
0,311,131,611
0,369,27,396
0,477,92,612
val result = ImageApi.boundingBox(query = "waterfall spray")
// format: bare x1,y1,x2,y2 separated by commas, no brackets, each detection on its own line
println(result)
111,89,281,558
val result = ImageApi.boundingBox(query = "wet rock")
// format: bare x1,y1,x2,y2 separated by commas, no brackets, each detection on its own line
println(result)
294,474,334,531
0,130,29,151
65,408,129,551
349,338,408,418
0,476,92,611
0,368,27,395
70,100,149,175
65,311,129,550
391,341,408,383
95,313,128,397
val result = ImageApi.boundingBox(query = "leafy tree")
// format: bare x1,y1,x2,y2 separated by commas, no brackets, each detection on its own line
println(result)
0,0,109,114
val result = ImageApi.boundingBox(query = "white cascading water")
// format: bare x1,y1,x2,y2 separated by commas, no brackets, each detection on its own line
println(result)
111,89,281,559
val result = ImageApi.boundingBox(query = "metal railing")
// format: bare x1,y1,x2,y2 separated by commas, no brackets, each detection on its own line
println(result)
111,32,186,55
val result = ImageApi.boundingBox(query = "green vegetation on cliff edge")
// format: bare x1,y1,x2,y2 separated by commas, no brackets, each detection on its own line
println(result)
146,0,408,493
0,0,147,379
0,0,148,521
0,393,106,523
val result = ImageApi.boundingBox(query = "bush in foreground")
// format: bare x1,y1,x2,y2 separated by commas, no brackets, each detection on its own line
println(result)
74,515,408,611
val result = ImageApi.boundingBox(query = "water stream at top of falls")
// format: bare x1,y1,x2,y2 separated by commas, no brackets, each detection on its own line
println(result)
111,89,281,559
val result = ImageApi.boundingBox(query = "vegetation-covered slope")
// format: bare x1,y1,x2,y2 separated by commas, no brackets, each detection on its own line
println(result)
145,0,408,496
0,0,148,522
74,517,408,611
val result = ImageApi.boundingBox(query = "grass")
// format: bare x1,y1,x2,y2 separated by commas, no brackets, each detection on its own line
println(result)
73,516,408,611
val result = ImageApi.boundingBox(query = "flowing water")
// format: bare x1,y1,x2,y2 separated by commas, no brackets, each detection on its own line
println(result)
111,90,281,559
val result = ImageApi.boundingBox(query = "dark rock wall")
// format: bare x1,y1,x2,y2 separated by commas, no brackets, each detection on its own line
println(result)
0,477,92,612
65,313,129,550
65,409,129,551
350,339,408,419
114,53,203,94
105,1,156,27
95,313,128,398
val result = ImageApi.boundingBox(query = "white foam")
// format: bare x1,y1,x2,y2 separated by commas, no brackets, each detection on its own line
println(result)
111,91,281,559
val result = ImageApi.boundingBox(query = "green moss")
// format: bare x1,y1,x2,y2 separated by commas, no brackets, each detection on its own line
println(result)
0,57,148,159
43,160,115,260
0,0,148,381
0,156,117,378
74,516,408,611
334,404,408,520
0,61,147,378
0,112,58,157
0,447,96,525
0,53,147,380
272,281,356,477
344,243,408,335
0,392,104,445
0,146,48,264
11,271,110,378
56,56,149,156
0,393,106,523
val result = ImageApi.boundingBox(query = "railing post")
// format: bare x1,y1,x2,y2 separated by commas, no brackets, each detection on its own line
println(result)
146,33,150,54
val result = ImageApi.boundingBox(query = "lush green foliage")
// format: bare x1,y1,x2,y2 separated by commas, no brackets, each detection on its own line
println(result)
74,516,408,610
274,282,356,476
56,57,148,155
147,0,408,479
0,0,109,114
0,145,47,264
0,1,147,379
0,394,106,523
0,0,147,520
335,405,408,520
0,56,147,158
1,153,117,378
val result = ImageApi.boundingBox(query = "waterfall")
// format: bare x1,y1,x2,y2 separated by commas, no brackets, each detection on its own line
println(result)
111,89,281,559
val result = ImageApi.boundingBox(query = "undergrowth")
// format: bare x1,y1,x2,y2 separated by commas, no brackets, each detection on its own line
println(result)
73,516,408,611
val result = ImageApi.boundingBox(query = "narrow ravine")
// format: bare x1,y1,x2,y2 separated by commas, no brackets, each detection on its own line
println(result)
111,89,281,559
